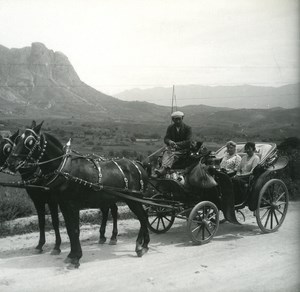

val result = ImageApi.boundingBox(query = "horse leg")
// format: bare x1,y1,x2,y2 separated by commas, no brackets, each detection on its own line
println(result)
48,202,62,255
32,199,46,253
59,201,82,268
109,203,118,245
126,201,150,257
99,207,109,244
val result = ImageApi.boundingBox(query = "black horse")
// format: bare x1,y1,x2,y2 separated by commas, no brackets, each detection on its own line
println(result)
0,130,62,254
7,121,150,268
1,128,119,248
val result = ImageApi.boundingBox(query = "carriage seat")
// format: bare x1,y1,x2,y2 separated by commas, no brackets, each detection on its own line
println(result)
237,152,262,160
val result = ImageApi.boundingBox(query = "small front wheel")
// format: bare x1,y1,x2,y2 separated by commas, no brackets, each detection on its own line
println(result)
256,179,289,233
145,194,175,234
187,201,219,244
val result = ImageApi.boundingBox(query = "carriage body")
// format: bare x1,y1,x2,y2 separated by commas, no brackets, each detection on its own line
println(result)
146,142,289,244
214,142,289,219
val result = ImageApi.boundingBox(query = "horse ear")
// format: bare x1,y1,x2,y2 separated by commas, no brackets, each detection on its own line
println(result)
33,121,44,135
11,130,20,142
31,120,37,129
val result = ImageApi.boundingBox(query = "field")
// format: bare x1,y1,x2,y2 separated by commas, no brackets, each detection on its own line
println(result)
0,117,299,227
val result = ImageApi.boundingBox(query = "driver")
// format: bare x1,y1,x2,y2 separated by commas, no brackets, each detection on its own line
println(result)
155,111,192,177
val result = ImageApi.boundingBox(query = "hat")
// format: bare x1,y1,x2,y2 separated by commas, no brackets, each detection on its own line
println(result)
171,111,184,118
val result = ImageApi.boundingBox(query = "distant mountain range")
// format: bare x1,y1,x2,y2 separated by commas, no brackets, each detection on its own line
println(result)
0,43,299,138
115,84,300,108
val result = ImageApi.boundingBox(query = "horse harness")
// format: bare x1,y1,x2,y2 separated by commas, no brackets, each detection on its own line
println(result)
61,155,145,193
4,128,146,195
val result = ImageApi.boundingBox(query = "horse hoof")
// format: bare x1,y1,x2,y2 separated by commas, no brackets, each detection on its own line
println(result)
67,259,80,269
136,247,148,258
64,257,72,264
34,247,43,254
109,239,117,245
50,248,61,255
98,238,106,244
66,263,80,269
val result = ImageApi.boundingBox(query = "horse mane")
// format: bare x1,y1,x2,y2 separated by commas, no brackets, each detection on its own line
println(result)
44,132,64,151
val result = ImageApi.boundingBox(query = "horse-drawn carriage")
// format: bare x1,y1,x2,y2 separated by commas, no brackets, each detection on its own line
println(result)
144,142,289,244
0,122,289,268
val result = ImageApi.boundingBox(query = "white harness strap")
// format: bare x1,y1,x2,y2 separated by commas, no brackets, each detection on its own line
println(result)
112,160,129,190
130,160,144,192
93,159,103,185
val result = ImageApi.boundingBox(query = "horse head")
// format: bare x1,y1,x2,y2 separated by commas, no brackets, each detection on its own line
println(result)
7,121,49,173
0,130,20,171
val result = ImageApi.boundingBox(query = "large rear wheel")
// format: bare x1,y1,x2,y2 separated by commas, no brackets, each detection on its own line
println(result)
187,201,219,244
145,194,175,234
255,179,289,233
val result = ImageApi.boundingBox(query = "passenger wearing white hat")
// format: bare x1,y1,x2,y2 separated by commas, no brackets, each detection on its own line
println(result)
155,111,192,177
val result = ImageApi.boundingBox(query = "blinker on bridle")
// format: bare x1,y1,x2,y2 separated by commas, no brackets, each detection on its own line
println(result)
0,137,17,172
2,138,14,155
15,128,47,167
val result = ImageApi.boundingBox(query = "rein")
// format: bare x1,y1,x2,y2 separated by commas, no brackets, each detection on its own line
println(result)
26,154,67,167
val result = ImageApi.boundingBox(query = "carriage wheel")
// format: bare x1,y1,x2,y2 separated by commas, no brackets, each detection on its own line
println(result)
236,210,246,223
255,179,289,233
145,194,175,234
187,201,219,245
219,210,245,224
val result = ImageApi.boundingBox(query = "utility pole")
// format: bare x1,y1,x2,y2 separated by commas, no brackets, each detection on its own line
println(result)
171,85,175,116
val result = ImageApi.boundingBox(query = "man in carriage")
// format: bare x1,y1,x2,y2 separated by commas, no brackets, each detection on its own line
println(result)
155,111,193,177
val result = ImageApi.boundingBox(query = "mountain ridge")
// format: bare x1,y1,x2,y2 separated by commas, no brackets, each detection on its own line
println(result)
0,43,299,135
115,83,300,108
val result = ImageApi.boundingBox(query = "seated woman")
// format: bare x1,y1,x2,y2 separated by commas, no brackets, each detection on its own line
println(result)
237,141,260,175
233,142,260,203
220,141,241,174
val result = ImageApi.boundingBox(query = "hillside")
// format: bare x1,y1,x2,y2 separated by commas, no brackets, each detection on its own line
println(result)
0,43,170,121
115,84,300,108
0,42,299,139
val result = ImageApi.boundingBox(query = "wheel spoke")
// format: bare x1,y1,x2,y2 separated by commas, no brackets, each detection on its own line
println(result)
207,213,216,221
275,191,286,203
260,208,270,221
202,224,205,240
149,216,158,226
192,224,201,234
259,206,270,210
161,218,166,229
156,217,161,230
264,210,271,228
270,210,273,229
274,208,284,216
191,218,202,224
205,225,212,236
162,215,172,223
261,197,271,206
273,210,279,225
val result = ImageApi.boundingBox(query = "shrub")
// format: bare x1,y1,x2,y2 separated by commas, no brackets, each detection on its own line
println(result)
0,189,35,223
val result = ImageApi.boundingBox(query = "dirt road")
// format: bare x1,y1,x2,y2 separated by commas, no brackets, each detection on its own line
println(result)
0,202,299,292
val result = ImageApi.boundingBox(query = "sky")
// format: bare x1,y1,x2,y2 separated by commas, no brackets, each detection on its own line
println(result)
0,0,299,96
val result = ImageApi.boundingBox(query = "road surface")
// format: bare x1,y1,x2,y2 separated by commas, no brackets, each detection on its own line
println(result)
0,202,299,292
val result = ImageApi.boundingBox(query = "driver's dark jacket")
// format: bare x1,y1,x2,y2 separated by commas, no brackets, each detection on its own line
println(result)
164,122,192,150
